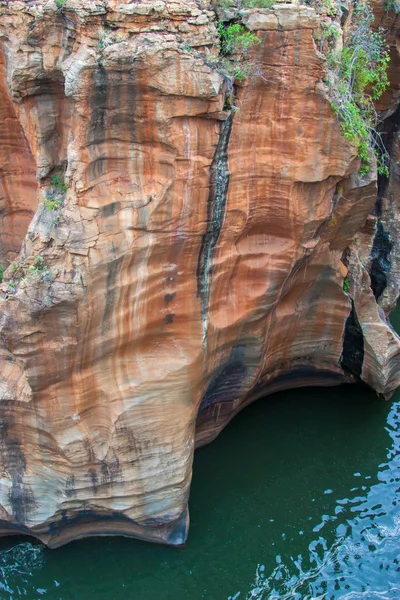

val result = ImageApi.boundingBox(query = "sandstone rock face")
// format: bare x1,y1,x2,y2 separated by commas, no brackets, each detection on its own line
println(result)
0,0,399,547
0,49,37,263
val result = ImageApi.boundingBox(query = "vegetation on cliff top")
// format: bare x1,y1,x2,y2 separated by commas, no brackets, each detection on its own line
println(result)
212,20,260,82
217,0,274,9
218,22,259,55
325,1,390,175
214,0,275,82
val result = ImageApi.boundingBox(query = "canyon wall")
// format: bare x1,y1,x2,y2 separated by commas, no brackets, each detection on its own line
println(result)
0,0,399,547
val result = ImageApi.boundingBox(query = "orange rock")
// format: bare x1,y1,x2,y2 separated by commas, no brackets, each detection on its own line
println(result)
0,49,37,263
0,0,398,547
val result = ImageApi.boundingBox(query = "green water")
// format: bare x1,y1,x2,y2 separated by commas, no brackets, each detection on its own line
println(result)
1,308,400,599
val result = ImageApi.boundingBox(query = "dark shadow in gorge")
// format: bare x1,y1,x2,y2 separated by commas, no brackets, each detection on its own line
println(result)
190,382,391,547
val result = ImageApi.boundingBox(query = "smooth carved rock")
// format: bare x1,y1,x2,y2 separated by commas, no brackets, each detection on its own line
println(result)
0,0,399,547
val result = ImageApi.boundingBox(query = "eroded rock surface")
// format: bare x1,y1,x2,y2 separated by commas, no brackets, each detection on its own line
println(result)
0,0,399,547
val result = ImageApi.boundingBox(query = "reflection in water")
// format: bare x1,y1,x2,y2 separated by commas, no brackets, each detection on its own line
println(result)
0,306,399,599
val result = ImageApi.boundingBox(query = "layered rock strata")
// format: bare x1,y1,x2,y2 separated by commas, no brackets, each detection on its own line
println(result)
0,0,399,547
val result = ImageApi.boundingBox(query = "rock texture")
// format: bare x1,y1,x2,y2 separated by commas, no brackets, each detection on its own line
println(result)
0,0,399,547
0,48,37,263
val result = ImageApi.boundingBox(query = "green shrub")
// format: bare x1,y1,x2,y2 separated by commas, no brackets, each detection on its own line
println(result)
384,0,400,12
55,0,66,9
0,264,5,284
33,256,46,271
343,276,350,293
326,1,390,175
44,197,62,211
51,175,67,194
242,0,274,8
233,65,248,82
321,22,340,42
21,256,48,283
314,0,338,16
218,22,260,55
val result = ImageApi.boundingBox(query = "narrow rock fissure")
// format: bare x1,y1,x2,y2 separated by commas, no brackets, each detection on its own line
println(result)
340,301,364,378
369,219,393,301
196,106,234,343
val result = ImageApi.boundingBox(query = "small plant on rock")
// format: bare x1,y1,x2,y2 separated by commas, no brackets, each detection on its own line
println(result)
43,173,67,211
233,65,249,82
21,256,48,284
182,42,193,53
44,197,62,211
329,216,337,227
51,175,67,194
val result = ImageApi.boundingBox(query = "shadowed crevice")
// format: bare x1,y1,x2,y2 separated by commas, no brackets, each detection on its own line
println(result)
369,220,392,301
341,301,364,378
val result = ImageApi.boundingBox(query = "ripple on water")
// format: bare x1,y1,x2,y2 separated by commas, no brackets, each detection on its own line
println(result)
230,401,400,600
0,542,44,596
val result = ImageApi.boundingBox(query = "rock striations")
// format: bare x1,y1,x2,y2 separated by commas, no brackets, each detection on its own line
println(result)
0,0,399,547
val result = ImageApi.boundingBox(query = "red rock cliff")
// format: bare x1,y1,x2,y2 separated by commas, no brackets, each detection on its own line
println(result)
0,0,399,547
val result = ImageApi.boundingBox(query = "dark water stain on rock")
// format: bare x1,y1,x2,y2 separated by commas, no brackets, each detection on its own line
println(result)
0,402,36,523
102,254,124,330
65,475,76,498
199,344,247,411
196,113,233,339
87,64,108,150
164,293,176,305
88,468,99,494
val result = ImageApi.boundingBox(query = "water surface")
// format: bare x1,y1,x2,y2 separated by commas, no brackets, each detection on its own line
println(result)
0,308,399,599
